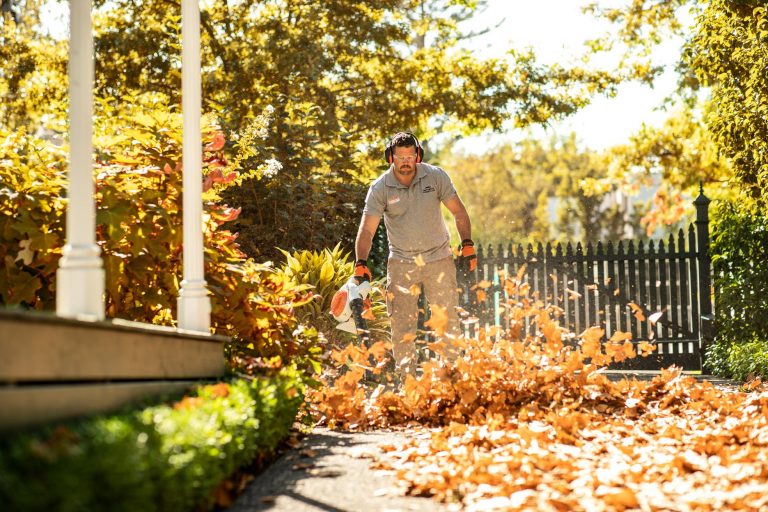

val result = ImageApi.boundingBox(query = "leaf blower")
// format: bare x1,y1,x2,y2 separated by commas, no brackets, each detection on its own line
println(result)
330,276,373,345
331,277,380,381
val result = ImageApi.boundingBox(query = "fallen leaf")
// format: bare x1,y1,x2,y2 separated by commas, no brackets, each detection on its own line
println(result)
637,341,656,356
628,302,646,321
608,331,632,343
307,290,766,512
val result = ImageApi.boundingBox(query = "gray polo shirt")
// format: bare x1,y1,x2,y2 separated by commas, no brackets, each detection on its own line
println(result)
364,162,457,263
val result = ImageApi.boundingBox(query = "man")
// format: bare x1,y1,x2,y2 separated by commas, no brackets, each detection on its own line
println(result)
354,132,476,378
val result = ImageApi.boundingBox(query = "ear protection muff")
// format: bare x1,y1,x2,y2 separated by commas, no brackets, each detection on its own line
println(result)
385,132,424,164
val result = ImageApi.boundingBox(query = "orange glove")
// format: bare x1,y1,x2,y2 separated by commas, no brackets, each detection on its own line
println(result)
460,239,477,272
354,259,372,282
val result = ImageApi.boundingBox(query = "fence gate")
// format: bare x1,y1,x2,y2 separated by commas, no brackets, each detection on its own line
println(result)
455,189,714,371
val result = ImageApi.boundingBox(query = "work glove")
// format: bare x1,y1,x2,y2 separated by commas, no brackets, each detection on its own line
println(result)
459,239,477,272
354,259,372,283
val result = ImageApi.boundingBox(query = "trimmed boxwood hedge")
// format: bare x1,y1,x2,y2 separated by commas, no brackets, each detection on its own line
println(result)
0,369,304,512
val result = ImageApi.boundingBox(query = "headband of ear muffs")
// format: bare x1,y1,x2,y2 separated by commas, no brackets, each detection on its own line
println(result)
384,132,424,164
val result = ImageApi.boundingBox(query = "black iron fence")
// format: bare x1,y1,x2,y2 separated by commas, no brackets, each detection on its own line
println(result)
455,188,714,371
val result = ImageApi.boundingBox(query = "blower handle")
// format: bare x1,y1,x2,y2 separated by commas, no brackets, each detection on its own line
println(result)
349,297,371,346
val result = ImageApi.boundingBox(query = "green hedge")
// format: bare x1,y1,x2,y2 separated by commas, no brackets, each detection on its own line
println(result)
706,198,768,379
0,370,304,512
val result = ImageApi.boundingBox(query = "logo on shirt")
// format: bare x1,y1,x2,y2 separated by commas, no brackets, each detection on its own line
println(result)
422,185,435,193
387,196,401,205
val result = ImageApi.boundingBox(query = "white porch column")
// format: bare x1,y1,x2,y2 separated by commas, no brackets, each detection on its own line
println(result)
56,0,105,320
177,0,211,333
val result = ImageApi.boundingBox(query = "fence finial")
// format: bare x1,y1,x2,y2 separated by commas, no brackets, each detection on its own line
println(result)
694,183,710,220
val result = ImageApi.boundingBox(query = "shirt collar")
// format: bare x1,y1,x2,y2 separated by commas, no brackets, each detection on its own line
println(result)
384,163,427,188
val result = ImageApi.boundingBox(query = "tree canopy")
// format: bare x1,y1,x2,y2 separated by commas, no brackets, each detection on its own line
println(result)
442,134,631,246
5,0,768,380
0,1,68,132
687,0,768,205
581,0,766,203
4,0,660,260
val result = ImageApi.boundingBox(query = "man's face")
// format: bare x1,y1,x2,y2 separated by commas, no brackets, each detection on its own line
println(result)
392,145,418,176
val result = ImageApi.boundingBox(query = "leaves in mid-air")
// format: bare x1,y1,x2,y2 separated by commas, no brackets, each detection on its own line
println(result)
310,297,767,511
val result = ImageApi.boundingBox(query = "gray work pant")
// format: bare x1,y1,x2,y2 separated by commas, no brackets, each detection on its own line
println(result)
386,256,459,377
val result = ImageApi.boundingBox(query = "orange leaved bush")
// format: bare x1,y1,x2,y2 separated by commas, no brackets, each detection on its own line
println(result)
310,299,768,511
0,104,322,375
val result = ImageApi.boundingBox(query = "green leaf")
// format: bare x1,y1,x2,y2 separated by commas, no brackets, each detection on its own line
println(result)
5,271,42,305
97,201,132,240
103,254,125,304
27,226,61,252
318,258,334,286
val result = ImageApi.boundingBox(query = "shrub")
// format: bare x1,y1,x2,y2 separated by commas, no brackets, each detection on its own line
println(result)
0,126,67,308
277,244,353,321
0,97,322,374
0,371,304,512
276,246,391,350
721,338,768,382
706,196,768,379
223,170,371,266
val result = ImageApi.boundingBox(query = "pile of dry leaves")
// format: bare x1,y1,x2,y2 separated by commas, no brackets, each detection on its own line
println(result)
308,300,768,511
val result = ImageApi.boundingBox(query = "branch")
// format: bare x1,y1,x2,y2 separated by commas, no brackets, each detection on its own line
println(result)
199,9,231,75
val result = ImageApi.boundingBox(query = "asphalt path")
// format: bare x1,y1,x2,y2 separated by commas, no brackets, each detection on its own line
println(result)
227,428,451,512
227,373,739,512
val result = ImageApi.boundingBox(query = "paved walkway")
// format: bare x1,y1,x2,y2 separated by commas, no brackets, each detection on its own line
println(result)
227,372,740,512
601,370,741,391
228,428,450,512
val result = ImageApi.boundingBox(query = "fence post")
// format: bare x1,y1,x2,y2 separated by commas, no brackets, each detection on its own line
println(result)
694,184,714,370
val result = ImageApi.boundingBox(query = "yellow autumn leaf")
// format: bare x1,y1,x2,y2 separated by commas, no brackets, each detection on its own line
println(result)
579,326,604,358
628,302,646,321
637,341,656,356
308,294,768,512
424,304,448,336
608,330,632,343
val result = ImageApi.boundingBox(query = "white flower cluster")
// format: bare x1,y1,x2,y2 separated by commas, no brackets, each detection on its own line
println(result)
254,105,275,140
262,158,282,178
